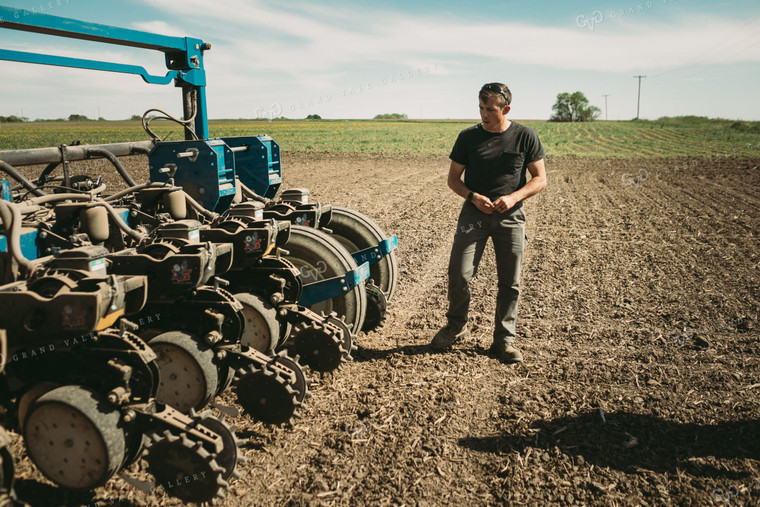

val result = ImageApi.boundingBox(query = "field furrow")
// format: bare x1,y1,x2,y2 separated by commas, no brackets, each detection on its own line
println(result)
2,129,759,507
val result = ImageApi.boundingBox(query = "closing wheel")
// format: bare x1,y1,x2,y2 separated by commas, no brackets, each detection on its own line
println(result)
235,292,280,354
23,385,126,491
362,282,388,332
144,429,228,503
327,206,398,301
284,225,366,333
150,332,219,413
323,312,355,360
271,352,310,403
196,412,242,482
233,365,299,425
288,321,346,373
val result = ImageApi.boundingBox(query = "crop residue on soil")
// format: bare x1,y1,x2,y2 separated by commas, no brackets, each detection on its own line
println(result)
8,153,760,506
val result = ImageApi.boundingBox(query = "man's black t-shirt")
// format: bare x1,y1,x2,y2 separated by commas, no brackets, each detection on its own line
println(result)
449,122,546,206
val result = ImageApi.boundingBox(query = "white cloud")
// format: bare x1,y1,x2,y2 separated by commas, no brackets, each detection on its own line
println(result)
140,0,760,74
3,1,759,120
131,20,187,38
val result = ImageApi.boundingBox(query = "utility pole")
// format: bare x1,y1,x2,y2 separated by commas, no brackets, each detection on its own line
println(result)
633,75,646,120
602,94,610,121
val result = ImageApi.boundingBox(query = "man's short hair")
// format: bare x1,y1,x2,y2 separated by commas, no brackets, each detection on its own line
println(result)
479,83,512,107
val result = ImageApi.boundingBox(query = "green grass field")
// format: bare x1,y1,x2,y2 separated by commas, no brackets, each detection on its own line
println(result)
1,117,758,158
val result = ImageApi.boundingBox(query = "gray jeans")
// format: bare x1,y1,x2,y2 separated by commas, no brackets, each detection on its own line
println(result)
446,202,525,347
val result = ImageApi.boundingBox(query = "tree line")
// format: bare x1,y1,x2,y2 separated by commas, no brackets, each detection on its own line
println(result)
0,114,109,123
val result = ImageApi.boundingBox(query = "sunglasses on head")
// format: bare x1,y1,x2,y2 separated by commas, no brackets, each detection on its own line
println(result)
481,83,510,105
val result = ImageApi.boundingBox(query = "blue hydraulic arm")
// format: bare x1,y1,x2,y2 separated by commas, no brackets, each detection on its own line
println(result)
299,262,371,308
351,235,398,268
0,5,210,139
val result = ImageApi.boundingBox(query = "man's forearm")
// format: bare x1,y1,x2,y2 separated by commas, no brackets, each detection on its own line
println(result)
510,174,546,204
447,174,471,199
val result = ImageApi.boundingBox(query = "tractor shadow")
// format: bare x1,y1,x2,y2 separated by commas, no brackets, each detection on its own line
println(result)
459,411,760,481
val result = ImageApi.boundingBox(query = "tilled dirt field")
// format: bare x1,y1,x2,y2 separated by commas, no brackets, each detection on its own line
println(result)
7,153,760,506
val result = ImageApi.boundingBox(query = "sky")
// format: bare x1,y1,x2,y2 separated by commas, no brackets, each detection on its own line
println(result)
0,0,759,121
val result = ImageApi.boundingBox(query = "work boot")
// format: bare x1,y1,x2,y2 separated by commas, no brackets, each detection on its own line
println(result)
489,343,523,364
430,323,467,350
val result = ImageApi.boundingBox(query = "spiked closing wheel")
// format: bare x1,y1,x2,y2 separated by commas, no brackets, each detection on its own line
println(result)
271,351,311,403
144,429,228,504
233,365,299,425
23,385,126,491
196,412,243,482
323,312,356,361
287,321,346,373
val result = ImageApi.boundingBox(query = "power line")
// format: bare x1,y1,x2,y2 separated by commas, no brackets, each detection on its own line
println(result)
633,76,646,120
650,11,760,79
676,36,760,82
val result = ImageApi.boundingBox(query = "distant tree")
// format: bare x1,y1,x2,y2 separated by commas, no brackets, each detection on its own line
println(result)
373,113,408,120
306,114,322,120
550,92,600,122
0,115,28,123
68,114,91,122
130,114,142,121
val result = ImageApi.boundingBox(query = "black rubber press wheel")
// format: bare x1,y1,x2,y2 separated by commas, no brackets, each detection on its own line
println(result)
284,225,367,333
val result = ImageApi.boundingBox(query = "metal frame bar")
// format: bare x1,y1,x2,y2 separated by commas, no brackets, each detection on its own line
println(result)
0,5,210,139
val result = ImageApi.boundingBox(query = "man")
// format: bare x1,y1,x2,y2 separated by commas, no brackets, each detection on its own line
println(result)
430,82,547,363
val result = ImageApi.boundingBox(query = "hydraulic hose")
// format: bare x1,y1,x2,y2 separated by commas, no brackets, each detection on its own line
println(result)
238,180,269,204
0,161,45,197
104,181,173,202
20,184,107,207
0,200,42,274
184,192,218,221
83,147,138,187
17,192,145,244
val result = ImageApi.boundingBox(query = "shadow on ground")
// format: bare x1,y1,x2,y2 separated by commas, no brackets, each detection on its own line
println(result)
354,344,495,362
14,478,144,507
459,411,759,480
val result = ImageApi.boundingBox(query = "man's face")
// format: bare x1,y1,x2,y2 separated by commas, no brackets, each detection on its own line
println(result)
479,96,510,132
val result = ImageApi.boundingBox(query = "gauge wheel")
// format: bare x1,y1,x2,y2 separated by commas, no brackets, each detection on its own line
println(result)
149,331,219,413
23,385,126,490
235,292,280,354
